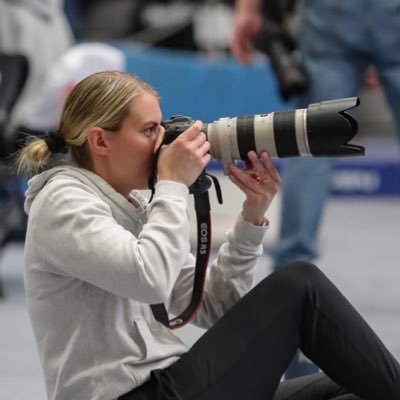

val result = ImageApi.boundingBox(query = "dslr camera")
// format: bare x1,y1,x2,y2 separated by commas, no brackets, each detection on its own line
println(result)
161,97,364,174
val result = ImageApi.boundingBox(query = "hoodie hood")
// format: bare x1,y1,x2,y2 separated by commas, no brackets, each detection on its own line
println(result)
24,166,150,218
25,167,69,215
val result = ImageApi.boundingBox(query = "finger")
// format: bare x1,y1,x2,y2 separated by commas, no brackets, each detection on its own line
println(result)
229,173,254,195
202,153,212,167
192,131,208,148
192,144,211,165
197,139,211,155
247,151,280,185
230,35,251,65
231,159,280,199
229,172,267,201
236,40,251,65
259,152,281,184
247,151,269,179
180,120,203,141
229,163,265,194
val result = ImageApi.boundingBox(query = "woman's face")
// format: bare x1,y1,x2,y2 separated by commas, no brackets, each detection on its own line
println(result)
102,91,164,195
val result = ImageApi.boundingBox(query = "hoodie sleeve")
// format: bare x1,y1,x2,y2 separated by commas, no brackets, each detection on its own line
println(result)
168,214,268,328
26,177,191,304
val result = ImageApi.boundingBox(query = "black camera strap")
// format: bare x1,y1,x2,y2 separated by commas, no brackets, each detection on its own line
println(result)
151,173,222,330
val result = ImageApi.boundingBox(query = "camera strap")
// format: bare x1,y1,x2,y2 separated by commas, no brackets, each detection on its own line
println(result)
151,173,222,330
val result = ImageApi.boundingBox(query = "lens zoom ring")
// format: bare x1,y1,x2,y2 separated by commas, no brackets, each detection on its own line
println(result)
236,116,256,160
273,110,300,157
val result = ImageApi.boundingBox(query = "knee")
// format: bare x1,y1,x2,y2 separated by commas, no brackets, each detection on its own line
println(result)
273,261,326,296
278,261,323,284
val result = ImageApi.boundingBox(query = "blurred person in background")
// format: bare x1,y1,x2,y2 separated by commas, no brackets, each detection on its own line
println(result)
231,0,400,379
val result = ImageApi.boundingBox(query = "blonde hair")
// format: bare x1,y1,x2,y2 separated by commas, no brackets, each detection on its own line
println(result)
16,71,159,176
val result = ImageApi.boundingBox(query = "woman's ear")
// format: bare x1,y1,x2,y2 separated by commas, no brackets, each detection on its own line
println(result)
87,127,108,156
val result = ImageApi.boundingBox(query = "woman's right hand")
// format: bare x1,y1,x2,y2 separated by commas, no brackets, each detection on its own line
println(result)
157,121,211,187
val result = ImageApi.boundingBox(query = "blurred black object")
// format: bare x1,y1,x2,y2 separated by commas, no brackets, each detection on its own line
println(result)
0,54,29,298
261,0,298,25
0,54,29,159
254,22,309,101
254,0,309,101
78,0,145,41
78,0,198,51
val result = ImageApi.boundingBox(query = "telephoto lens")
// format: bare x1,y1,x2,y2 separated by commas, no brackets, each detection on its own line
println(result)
162,97,364,174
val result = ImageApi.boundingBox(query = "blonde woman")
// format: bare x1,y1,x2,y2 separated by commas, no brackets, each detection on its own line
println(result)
18,71,400,400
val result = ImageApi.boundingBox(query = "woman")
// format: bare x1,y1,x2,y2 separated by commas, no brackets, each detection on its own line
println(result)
18,71,399,400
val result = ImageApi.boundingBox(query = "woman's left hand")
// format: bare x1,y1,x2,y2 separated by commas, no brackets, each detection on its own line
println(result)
228,151,281,226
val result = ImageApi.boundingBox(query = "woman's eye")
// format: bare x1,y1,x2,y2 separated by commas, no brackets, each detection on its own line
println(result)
144,125,158,137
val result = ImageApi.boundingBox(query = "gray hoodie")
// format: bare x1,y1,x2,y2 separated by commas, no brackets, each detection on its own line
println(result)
23,165,268,400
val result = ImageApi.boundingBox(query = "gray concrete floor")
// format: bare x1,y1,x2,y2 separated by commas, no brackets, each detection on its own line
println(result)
0,184,399,399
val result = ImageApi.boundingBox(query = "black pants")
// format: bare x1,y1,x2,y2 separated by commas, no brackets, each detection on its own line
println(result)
120,262,400,400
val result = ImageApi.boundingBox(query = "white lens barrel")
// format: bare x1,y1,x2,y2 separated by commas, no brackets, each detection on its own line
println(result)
207,117,240,174
294,108,311,156
253,113,277,157
206,108,311,174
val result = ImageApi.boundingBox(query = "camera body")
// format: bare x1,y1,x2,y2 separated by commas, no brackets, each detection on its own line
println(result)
162,116,198,145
